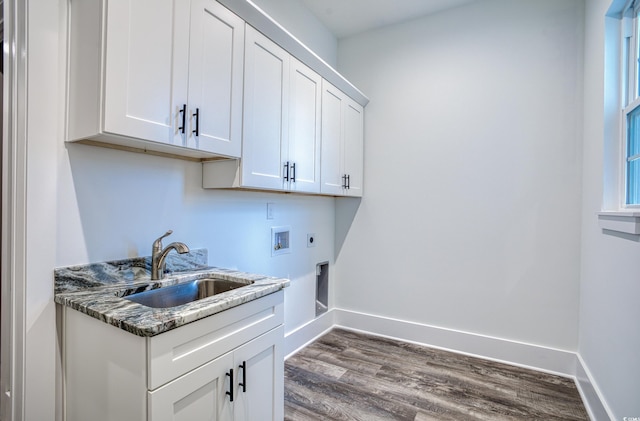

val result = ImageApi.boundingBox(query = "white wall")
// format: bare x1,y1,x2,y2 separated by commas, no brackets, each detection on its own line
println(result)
249,0,337,68
335,0,585,351
56,144,335,338
24,0,64,419
580,0,640,418
19,0,336,419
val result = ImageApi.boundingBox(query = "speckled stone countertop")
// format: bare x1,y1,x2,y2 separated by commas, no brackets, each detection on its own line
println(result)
54,250,289,337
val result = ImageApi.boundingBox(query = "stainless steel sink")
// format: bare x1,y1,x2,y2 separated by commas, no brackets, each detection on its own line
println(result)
124,278,253,308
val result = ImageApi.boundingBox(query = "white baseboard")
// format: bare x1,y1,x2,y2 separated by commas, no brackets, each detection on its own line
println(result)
575,354,614,421
333,308,577,377
284,308,611,420
284,310,335,359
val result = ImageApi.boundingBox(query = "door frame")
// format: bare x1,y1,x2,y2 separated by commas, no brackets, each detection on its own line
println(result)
1,0,28,419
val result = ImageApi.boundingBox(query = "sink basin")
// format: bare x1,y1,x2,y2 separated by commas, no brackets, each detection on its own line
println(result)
124,278,253,308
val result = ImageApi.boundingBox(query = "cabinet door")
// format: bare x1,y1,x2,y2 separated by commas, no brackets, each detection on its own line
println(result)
233,326,284,421
288,58,322,194
320,80,346,195
343,98,364,197
187,0,244,157
320,80,365,197
148,352,233,421
103,0,189,146
242,26,290,190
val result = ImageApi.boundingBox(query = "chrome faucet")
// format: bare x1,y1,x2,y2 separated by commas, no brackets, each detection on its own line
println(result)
151,230,190,280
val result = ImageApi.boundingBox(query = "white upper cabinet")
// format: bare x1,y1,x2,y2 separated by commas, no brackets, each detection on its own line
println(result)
319,82,345,196
241,26,290,190
320,80,364,197
288,58,322,194
101,0,189,148
186,0,244,156
204,26,322,194
67,0,244,159
343,99,365,196
70,0,366,195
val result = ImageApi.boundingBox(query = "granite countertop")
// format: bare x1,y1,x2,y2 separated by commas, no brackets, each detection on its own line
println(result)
54,250,289,337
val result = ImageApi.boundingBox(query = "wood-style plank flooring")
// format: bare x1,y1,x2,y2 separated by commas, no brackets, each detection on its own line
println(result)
284,329,589,420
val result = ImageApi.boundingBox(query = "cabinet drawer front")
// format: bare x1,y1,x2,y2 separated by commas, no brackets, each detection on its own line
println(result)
147,291,284,390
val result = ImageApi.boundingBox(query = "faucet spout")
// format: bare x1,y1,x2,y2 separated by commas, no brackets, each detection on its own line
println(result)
151,231,190,280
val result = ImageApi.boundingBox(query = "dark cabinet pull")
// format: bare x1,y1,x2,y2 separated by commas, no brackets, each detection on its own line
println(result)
226,369,234,402
192,108,200,137
239,361,247,393
346,174,351,189
178,104,187,134
283,162,290,182
291,163,296,183
342,174,347,189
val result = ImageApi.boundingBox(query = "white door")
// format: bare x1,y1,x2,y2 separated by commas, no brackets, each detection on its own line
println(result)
242,26,290,190
233,327,284,421
343,98,364,197
148,352,234,421
187,0,244,157
103,0,189,146
288,58,321,194
320,80,346,195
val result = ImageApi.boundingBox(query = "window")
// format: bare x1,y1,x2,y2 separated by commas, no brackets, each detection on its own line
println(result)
598,0,640,235
622,0,640,206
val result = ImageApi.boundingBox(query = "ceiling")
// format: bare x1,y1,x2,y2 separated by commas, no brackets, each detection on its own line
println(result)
300,0,479,39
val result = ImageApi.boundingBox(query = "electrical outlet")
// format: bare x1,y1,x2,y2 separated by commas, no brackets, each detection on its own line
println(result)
307,233,316,248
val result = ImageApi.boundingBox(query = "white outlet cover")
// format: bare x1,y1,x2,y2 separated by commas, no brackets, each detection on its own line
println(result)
267,203,275,220
307,233,316,247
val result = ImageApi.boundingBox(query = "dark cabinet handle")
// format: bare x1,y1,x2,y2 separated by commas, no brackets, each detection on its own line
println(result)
226,368,234,402
239,361,247,393
283,162,290,182
347,174,351,189
291,163,296,183
178,104,187,134
342,174,347,189
192,108,200,137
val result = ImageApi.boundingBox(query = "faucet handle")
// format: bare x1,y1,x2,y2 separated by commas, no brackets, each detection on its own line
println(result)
153,230,173,250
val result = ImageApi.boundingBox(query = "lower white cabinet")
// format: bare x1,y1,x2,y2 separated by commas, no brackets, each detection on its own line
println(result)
229,327,284,420
63,291,284,421
149,352,234,421
148,326,283,421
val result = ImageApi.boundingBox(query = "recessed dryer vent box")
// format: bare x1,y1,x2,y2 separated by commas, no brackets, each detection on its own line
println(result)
316,262,328,317
271,226,291,256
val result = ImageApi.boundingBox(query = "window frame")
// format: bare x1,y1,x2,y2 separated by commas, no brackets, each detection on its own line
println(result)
621,0,640,208
597,0,640,236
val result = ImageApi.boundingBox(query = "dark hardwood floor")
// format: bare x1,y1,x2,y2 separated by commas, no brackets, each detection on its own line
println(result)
284,329,589,420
